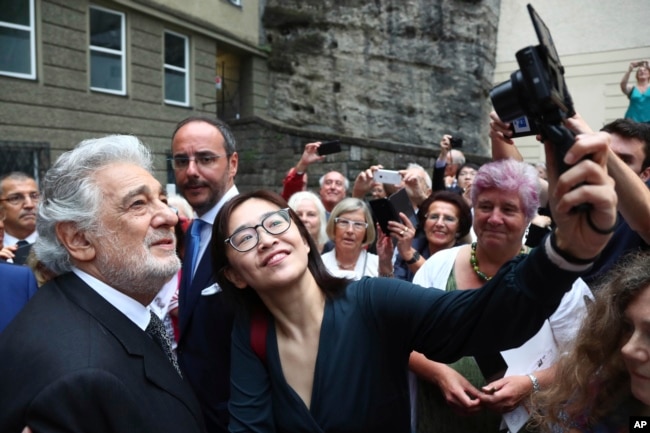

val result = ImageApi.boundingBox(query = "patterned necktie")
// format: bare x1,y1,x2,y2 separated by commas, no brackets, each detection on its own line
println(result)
187,219,205,280
146,311,182,377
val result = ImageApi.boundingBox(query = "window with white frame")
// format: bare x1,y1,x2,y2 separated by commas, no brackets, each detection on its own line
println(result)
89,6,125,95
0,0,36,79
164,30,189,106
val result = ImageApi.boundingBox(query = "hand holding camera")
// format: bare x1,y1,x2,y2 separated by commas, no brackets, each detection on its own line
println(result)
490,4,575,174
631,60,649,70
490,3,617,241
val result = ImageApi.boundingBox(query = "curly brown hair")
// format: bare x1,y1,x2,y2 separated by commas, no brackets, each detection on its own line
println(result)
530,251,650,430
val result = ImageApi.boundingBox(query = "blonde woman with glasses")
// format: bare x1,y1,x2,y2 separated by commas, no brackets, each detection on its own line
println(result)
320,197,390,279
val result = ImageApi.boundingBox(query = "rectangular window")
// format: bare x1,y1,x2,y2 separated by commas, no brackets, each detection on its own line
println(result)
0,0,36,79
89,6,125,95
164,30,189,106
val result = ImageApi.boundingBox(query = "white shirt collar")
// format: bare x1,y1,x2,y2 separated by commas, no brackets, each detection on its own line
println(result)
3,231,38,246
72,267,151,330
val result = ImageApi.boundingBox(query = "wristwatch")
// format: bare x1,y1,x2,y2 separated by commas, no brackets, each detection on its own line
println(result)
405,251,421,265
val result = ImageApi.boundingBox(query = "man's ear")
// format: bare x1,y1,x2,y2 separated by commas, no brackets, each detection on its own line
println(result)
55,222,96,262
223,266,247,289
640,166,650,182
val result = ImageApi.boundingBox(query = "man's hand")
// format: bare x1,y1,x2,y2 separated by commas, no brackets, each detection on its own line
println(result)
400,167,430,206
438,134,452,162
0,244,18,261
295,142,327,173
489,111,515,146
352,165,383,198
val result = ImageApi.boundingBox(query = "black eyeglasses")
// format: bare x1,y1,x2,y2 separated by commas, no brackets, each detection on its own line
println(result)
0,192,40,206
224,208,292,252
168,153,226,170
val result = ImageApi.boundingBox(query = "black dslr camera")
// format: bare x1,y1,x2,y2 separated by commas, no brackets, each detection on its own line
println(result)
490,4,576,175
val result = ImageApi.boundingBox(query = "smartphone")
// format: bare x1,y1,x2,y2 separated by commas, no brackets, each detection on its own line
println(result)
369,197,400,234
316,140,341,156
373,169,402,185
388,188,415,224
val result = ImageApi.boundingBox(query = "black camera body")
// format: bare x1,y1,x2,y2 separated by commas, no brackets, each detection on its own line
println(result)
449,137,463,148
489,4,577,174
491,43,574,135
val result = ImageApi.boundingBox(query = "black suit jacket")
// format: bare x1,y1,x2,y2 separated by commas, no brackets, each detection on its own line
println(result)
177,224,234,433
0,273,206,433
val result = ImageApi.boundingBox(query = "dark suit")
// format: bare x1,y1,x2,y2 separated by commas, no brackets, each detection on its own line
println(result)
177,221,234,433
0,273,206,433
0,261,37,333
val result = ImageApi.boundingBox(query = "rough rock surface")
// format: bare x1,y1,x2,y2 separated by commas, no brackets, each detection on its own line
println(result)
262,0,501,155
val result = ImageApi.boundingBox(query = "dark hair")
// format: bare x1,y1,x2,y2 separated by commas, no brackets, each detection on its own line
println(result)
417,190,472,239
211,190,349,315
0,171,35,196
601,119,650,170
455,163,480,181
172,116,237,155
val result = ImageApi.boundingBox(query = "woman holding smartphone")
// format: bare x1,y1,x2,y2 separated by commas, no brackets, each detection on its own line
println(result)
621,60,650,123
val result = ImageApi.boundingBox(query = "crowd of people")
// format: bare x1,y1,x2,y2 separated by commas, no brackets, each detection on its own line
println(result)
1,63,650,432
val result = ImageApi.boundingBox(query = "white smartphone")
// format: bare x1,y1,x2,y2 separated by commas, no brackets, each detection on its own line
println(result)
373,169,402,185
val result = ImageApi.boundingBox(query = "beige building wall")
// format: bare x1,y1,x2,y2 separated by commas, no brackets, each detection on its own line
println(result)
123,0,261,47
494,0,650,162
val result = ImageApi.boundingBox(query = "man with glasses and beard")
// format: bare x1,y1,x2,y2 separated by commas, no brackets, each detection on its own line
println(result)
170,116,239,433
0,135,206,432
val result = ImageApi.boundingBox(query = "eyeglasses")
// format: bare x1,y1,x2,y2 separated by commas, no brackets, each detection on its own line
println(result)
168,153,226,170
334,217,368,231
426,213,458,224
0,192,40,206
225,208,292,252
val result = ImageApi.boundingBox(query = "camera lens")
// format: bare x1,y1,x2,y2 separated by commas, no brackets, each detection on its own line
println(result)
490,71,531,123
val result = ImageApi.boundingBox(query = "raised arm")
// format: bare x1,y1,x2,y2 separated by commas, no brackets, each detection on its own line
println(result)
352,165,383,199
489,110,523,161
620,61,639,96
281,142,325,200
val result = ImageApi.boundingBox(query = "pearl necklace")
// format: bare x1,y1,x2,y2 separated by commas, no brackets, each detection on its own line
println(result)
470,242,526,282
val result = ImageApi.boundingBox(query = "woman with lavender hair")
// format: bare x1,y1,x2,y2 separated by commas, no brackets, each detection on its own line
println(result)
411,158,593,433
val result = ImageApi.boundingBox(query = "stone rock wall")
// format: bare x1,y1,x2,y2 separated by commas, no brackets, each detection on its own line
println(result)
262,0,501,156
230,116,490,196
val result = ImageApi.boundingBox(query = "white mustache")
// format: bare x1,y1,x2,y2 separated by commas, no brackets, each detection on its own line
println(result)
146,230,176,248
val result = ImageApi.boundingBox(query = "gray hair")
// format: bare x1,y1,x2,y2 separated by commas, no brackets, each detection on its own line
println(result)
318,171,350,191
34,135,153,274
326,197,376,247
450,149,466,165
406,163,432,189
288,190,329,247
